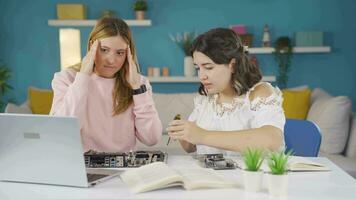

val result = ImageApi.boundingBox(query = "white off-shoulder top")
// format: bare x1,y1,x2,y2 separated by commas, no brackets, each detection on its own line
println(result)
188,82,286,156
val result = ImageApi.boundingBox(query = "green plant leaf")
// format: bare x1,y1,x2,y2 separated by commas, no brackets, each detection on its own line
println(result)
242,148,265,171
267,150,293,175
169,31,197,56
133,0,147,11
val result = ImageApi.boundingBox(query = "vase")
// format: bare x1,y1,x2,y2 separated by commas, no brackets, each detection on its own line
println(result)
184,56,195,77
242,170,263,192
135,11,145,20
267,173,288,196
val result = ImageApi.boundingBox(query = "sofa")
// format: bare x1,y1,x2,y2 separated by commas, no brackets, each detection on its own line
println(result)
5,87,356,178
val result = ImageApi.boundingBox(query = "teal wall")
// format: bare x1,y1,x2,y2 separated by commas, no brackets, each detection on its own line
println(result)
0,0,355,111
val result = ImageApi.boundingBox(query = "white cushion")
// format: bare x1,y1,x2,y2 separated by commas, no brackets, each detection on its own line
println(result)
5,102,32,114
307,88,352,154
320,153,356,178
152,93,196,133
346,113,356,158
287,85,309,91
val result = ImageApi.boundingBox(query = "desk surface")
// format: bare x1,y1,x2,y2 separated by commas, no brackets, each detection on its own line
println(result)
1,156,356,200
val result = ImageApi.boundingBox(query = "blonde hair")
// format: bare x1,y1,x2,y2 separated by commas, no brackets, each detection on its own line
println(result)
71,17,140,115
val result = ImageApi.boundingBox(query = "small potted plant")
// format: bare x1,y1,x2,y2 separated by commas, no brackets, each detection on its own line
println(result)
274,36,293,89
242,148,265,192
0,63,13,111
267,150,293,196
169,31,197,77
133,0,147,20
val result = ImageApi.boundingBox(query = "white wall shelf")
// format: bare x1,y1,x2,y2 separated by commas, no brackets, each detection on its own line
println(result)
48,19,152,27
148,76,276,83
249,46,331,54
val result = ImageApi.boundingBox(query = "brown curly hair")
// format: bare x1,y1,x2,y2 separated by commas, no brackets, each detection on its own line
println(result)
190,28,262,96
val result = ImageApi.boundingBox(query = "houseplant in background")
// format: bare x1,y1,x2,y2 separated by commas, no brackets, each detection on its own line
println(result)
169,31,197,77
274,36,293,89
100,10,117,18
0,63,13,112
267,150,293,196
242,148,265,192
133,0,147,20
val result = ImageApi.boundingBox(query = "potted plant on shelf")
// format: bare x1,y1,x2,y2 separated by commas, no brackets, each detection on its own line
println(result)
242,148,265,192
0,63,13,112
274,36,293,89
169,31,197,77
133,0,147,20
267,150,293,196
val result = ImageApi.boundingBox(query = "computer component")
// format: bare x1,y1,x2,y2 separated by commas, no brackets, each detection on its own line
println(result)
195,153,237,170
84,150,167,168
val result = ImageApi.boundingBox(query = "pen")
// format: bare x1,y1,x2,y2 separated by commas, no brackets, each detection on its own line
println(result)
166,114,181,146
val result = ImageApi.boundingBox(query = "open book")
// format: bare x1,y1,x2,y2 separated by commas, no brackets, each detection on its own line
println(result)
120,162,238,193
287,156,330,172
234,156,330,172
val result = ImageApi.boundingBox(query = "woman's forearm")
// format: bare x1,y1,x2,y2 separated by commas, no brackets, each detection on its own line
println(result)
179,139,196,153
198,125,283,153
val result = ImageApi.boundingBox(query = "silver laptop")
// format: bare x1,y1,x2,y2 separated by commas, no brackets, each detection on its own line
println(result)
0,113,121,187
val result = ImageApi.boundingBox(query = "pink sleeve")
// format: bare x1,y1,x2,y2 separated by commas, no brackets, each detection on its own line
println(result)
50,70,91,127
132,78,162,146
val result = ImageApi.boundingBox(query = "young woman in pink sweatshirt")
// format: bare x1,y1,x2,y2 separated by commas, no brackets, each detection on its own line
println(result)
50,17,162,152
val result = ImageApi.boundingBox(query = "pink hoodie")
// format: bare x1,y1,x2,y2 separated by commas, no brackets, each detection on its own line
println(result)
50,69,162,152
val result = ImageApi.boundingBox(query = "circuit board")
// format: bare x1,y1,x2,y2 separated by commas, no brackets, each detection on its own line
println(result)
195,153,237,170
84,150,167,168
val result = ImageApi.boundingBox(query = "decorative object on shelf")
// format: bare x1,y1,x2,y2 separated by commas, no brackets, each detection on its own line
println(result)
162,67,170,77
57,4,87,19
267,150,293,197
262,24,271,47
230,24,253,47
0,63,13,111
183,57,195,77
133,0,147,20
169,31,198,77
100,10,117,18
242,148,264,192
274,36,293,89
230,24,247,35
153,67,160,77
147,67,154,77
295,31,324,47
240,34,254,47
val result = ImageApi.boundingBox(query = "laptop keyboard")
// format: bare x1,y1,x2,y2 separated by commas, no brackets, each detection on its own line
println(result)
86,173,108,182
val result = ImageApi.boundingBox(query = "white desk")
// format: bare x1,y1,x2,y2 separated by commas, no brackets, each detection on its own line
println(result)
1,156,356,200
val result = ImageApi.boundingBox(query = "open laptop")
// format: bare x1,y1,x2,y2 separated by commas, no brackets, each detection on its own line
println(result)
0,113,121,187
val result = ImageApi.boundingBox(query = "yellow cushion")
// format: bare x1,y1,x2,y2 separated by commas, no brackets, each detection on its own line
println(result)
282,89,311,119
28,87,54,115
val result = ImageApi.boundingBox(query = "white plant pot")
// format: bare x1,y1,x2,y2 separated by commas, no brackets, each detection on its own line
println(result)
242,170,263,192
267,173,288,196
184,56,195,77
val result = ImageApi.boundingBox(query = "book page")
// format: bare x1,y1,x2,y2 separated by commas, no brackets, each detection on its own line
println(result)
120,162,183,193
233,156,329,172
288,156,330,171
177,168,238,190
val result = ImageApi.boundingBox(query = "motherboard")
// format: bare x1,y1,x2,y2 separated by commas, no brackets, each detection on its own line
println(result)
195,153,237,170
84,150,167,168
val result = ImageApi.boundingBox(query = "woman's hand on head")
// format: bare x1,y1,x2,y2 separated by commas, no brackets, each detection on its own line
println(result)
166,120,205,144
126,46,141,89
80,40,99,75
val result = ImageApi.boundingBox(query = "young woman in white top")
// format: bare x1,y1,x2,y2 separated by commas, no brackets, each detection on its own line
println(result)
167,28,285,156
